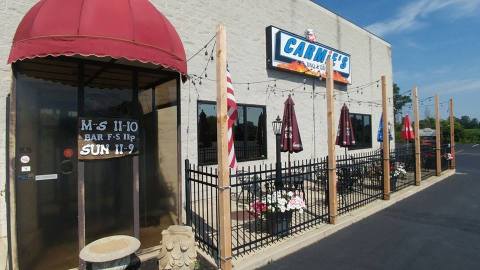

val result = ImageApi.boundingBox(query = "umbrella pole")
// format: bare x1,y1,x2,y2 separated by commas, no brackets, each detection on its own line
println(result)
288,152,291,175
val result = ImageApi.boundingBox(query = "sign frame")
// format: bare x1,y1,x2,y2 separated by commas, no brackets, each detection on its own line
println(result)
266,25,352,84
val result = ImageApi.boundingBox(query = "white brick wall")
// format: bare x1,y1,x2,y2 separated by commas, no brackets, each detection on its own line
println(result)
0,0,393,261
149,0,393,166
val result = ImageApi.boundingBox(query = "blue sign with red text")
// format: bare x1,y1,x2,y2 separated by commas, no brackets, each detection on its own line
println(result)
266,26,351,84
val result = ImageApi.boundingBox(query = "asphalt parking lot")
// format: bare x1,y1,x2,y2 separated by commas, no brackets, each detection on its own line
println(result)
261,145,480,270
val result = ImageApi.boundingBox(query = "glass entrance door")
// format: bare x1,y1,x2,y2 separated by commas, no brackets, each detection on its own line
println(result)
15,73,79,270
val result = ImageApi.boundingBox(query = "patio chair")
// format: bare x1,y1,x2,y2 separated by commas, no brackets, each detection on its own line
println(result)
233,170,262,202
313,163,328,191
285,166,308,195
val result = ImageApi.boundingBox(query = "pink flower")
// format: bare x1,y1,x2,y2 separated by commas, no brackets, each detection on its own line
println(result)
250,200,267,217
287,195,306,211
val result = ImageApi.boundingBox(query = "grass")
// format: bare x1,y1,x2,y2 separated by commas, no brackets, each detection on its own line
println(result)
461,129,480,143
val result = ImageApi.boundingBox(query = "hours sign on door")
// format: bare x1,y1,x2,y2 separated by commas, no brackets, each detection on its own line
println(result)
78,118,139,160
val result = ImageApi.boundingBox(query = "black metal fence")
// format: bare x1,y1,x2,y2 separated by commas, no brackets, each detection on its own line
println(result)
336,149,384,215
230,158,329,256
186,145,451,261
390,145,416,192
185,160,219,259
421,145,436,180
441,144,451,171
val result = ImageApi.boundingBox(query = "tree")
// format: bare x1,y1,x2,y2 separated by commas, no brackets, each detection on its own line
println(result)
393,83,412,124
456,115,480,129
419,117,435,129
459,115,471,128
471,118,479,129
441,119,464,143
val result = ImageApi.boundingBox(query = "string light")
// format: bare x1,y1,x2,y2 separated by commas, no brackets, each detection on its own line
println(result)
187,33,427,112
187,34,216,62
188,38,386,107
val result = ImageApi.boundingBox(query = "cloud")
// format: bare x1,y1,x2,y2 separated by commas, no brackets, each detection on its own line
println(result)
404,39,426,50
422,78,480,95
366,0,480,36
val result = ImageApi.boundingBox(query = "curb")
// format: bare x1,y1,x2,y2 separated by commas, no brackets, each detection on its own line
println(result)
232,169,456,270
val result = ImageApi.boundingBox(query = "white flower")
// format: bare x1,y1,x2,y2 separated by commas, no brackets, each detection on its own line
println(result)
266,194,272,203
287,191,294,197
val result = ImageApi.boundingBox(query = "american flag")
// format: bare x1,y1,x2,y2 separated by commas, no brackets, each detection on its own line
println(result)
226,69,238,169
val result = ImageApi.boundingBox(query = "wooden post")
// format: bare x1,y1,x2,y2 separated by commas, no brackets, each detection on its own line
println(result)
449,98,455,169
381,75,390,200
413,87,421,185
435,95,441,176
326,59,337,224
215,24,232,270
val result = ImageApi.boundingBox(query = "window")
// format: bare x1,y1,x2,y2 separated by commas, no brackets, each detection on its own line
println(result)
138,78,180,249
197,101,267,165
349,113,372,149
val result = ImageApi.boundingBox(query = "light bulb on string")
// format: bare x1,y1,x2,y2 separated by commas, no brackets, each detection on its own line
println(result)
204,48,209,60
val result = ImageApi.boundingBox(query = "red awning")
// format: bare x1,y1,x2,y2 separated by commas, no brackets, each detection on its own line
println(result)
7,0,187,75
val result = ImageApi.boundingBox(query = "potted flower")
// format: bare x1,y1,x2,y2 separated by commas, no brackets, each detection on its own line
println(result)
250,190,306,236
391,163,407,191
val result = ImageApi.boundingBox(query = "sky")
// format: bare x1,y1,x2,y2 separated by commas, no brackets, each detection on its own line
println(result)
313,0,480,120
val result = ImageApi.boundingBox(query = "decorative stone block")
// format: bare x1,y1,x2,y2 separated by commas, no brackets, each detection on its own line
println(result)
159,225,196,270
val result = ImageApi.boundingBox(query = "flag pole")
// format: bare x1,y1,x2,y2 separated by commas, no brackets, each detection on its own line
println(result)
449,98,455,169
435,95,441,176
413,87,421,186
215,23,232,270
381,75,391,200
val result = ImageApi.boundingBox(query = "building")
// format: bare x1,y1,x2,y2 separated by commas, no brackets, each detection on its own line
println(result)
0,0,393,269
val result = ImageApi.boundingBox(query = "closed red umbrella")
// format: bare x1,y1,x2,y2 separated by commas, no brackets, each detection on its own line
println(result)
280,95,303,153
401,115,414,141
336,104,356,151
280,95,303,174
336,104,356,193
